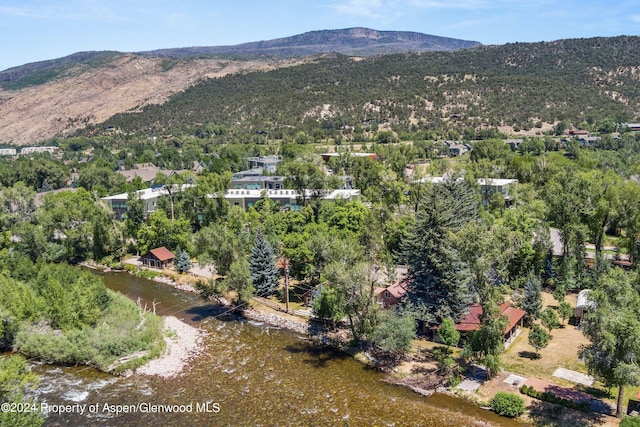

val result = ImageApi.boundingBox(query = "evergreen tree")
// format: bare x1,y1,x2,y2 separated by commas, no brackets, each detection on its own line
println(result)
403,177,478,321
249,232,280,297
175,249,192,274
521,275,542,325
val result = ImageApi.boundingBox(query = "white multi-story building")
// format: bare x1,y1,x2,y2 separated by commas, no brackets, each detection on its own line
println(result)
100,186,361,219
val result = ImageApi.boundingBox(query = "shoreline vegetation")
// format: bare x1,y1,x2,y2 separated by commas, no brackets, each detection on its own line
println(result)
0,256,166,376
108,261,444,387
105,263,621,426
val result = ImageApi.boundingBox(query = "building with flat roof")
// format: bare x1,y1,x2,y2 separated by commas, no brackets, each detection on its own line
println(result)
224,188,361,211
247,156,282,173
20,146,60,155
101,185,361,219
412,176,518,207
100,185,192,219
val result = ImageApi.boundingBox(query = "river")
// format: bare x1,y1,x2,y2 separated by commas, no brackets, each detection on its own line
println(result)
24,271,524,426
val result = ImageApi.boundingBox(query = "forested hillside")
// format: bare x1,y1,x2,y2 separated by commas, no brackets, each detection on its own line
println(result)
95,36,640,142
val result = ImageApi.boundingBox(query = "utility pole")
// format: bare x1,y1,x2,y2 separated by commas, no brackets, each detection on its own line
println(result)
284,258,290,314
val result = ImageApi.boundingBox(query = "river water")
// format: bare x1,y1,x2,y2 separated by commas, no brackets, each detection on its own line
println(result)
23,271,524,426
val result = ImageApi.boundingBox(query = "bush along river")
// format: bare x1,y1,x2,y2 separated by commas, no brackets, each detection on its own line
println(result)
25,271,523,426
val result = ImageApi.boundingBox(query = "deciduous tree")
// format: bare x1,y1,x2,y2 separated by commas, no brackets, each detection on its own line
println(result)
579,268,640,418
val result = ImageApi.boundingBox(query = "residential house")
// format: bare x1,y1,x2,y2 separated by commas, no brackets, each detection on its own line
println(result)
139,247,175,269
320,152,379,163
578,136,601,147
223,188,361,211
412,176,518,207
504,139,524,150
448,143,470,157
247,155,282,173
117,163,178,185
375,279,409,308
476,178,518,207
100,184,192,219
430,303,525,344
231,175,287,191
568,129,589,136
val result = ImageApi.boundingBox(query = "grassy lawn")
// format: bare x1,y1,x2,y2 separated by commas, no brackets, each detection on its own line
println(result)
501,292,590,385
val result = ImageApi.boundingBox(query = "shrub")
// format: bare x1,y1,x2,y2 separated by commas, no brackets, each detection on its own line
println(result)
621,416,640,427
491,391,525,418
520,385,590,412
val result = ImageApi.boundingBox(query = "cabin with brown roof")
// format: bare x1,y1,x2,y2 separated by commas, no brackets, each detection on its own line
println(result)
139,247,175,269
431,302,525,345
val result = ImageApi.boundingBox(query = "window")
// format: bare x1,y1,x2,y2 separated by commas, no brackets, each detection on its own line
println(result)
384,291,391,298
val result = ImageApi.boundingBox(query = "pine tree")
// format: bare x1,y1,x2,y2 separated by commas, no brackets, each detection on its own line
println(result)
521,275,542,324
249,233,280,297
403,177,477,321
175,249,192,274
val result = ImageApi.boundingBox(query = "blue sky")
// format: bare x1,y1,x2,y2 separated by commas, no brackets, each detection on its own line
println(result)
1,0,639,71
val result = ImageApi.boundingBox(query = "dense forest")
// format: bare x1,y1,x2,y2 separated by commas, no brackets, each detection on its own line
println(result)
90,36,640,143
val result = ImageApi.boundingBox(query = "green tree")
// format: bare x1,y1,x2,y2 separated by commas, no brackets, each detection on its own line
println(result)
437,317,460,347
403,177,478,321
540,307,559,335
312,285,344,326
192,223,238,275
579,268,640,418
490,391,525,418
558,301,573,325
225,258,254,306
528,324,550,357
370,310,416,360
323,261,378,341
249,233,280,297
124,190,145,238
464,300,507,379
521,275,542,325
0,355,44,427
136,210,190,254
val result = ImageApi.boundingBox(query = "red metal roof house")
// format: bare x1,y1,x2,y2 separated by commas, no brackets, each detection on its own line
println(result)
432,302,525,344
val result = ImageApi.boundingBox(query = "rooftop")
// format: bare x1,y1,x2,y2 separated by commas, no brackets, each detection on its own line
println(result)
148,246,175,261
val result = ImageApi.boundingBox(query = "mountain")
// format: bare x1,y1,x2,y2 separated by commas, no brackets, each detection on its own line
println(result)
0,28,480,145
96,36,640,142
139,28,481,58
1,33,640,146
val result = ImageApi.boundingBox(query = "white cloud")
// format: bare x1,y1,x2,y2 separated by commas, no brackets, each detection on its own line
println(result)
632,14,640,23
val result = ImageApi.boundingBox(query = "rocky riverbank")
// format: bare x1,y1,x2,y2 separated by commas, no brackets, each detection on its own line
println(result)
135,316,206,378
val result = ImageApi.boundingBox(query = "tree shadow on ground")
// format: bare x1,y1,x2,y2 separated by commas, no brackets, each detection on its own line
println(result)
527,399,610,427
184,304,242,322
519,350,540,360
283,343,350,368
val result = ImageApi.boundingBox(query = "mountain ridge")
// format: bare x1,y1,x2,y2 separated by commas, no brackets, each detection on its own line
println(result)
137,27,481,59
1,32,639,146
